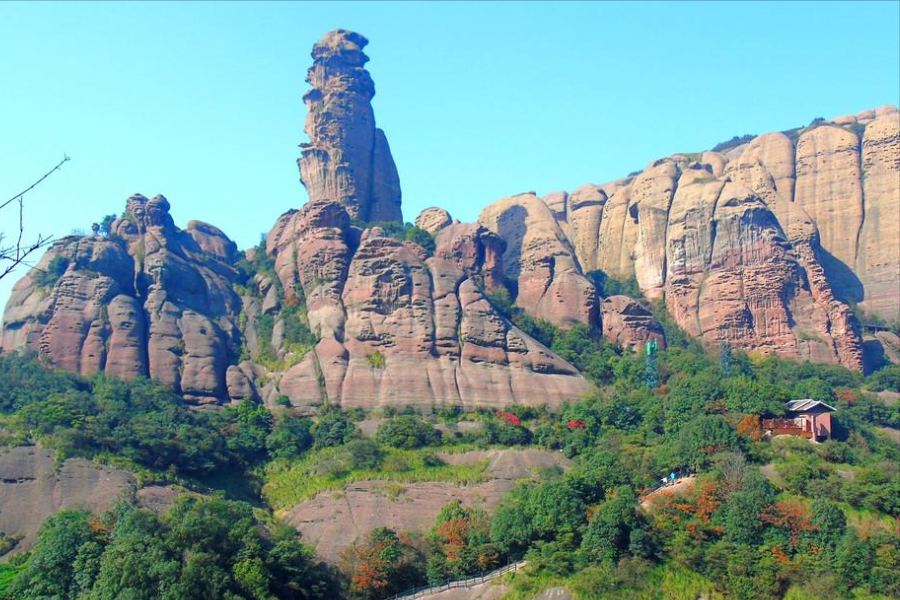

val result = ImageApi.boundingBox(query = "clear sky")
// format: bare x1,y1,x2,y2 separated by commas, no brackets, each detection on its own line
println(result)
1,1,898,309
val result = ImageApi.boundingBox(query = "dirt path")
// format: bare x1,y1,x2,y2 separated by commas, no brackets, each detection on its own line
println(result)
640,476,696,509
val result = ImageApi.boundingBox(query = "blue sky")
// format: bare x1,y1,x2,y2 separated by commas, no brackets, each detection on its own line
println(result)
1,1,898,309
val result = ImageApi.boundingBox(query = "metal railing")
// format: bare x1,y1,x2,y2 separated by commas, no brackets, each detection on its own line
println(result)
384,560,525,600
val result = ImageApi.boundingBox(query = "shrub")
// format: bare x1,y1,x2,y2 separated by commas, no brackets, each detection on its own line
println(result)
366,351,386,369
345,439,385,471
33,256,69,289
376,415,442,449
314,409,360,449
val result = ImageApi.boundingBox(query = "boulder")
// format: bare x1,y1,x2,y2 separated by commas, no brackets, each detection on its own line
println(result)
416,207,454,235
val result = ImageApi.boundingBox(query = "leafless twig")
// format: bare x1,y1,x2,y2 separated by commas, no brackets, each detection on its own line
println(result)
0,155,70,281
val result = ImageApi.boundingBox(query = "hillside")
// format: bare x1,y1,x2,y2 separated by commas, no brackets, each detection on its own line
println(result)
0,27,898,600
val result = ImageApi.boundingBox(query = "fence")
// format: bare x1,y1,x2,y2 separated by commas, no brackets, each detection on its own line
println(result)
762,418,813,439
384,560,525,600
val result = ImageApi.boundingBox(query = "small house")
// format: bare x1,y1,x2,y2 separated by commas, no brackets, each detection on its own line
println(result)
762,399,836,443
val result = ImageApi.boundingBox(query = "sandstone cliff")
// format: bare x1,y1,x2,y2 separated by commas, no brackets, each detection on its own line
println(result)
2,28,896,392
260,200,592,409
490,106,900,372
1,194,243,403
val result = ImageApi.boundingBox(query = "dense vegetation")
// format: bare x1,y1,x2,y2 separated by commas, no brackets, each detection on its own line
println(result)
1,295,898,599
7,498,334,600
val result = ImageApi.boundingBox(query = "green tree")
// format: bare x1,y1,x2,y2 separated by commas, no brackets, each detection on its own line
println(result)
9,510,101,599
314,409,359,449
675,414,738,469
376,415,441,449
581,486,650,565
719,469,776,546
266,413,314,459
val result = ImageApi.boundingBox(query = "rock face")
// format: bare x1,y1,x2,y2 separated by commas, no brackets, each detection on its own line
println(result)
601,295,665,351
298,29,402,223
0,446,136,552
511,108,899,371
478,194,599,330
1,195,243,403
857,114,900,320
283,449,569,562
264,199,592,408
1,26,894,389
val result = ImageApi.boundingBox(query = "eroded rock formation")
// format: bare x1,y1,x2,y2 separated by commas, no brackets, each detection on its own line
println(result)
262,199,592,408
298,29,402,223
478,194,599,330
1,194,242,403
515,106,899,371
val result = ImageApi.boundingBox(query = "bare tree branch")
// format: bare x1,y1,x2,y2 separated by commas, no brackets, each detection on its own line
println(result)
0,155,70,281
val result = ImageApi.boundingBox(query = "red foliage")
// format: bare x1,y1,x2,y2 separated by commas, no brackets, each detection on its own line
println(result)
761,500,814,549
434,518,469,561
835,388,858,404
495,411,521,426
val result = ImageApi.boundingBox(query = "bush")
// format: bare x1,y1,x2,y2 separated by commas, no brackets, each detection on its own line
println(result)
314,409,360,449
866,365,899,392
345,439,385,471
404,226,436,256
376,415,442,449
33,256,69,289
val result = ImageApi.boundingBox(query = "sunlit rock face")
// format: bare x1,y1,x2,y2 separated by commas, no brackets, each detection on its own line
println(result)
298,29,402,224
1,194,242,404
263,199,592,409
503,107,898,372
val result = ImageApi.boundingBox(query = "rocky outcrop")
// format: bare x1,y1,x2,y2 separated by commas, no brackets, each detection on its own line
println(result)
298,29,402,223
283,449,569,562
0,446,136,553
527,107,899,371
416,207,454,235
478,194,599,330
1,194,242,403
264,199,591,408
601,296,665,351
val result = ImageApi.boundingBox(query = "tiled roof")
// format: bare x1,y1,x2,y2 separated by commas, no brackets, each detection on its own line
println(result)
785,399,836,413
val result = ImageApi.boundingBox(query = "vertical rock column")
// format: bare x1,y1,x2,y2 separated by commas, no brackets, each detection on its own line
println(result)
299,29,402,224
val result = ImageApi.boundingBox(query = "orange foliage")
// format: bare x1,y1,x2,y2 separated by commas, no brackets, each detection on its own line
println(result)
761,500,814,549
435,518,468,561
737,415,764,441
835,388,858,404
771,545,791,564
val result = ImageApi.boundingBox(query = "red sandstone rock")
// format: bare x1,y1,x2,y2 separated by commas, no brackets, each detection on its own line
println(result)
478,193,598,330
601,295,665,351
298,30,401,223
1,194,242,402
